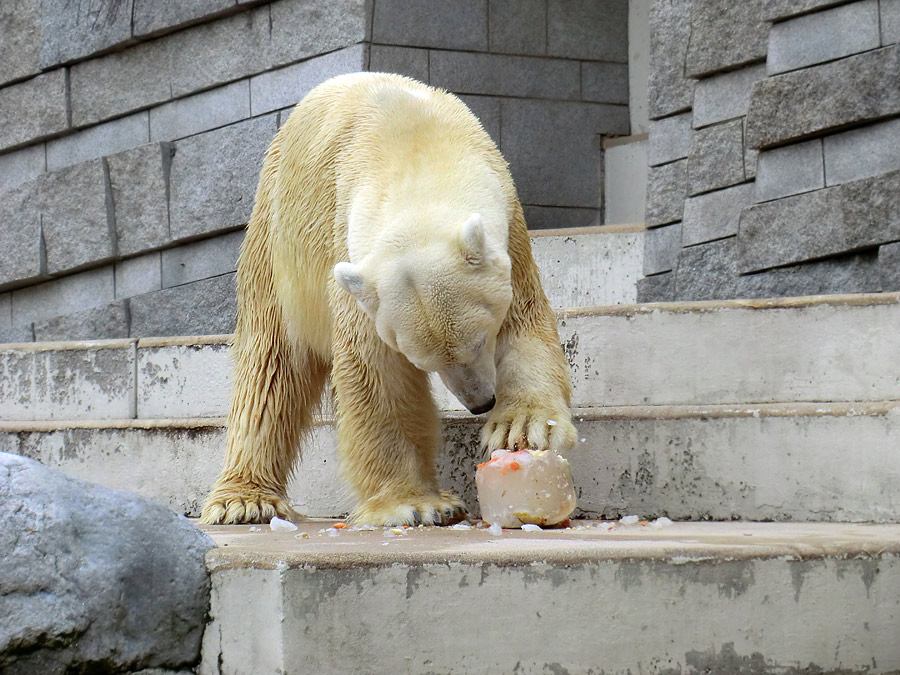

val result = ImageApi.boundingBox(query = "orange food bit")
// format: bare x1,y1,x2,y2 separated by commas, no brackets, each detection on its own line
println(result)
332,522,347,529
508,461,520,471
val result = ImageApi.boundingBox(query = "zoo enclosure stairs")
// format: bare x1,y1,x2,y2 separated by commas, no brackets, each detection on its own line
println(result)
2,227,900,672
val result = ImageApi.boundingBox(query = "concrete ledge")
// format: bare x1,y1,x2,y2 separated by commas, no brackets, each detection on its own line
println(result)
197,522,900,674
4,401,899,522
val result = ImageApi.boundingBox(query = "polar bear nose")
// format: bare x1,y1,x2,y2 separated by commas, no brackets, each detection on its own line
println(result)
468,395,495,416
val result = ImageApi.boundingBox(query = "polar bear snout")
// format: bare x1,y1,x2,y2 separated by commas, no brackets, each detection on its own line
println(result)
468,395,496,416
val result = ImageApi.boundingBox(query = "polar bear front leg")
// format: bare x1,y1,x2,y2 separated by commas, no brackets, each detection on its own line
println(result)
480,207,577,455
331,327,467,527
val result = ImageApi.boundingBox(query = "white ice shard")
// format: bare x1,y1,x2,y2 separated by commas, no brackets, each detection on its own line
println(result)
475,448,577,528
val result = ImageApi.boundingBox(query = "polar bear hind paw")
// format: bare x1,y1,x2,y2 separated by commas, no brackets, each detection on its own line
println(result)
352,490,467,527
200,482,302,525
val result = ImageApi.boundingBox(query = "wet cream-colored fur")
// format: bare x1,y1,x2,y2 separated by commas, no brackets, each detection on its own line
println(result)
200,73,575,527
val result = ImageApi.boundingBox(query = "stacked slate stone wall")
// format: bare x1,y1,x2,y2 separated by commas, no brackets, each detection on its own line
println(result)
0,0,630,343
640,0,900,301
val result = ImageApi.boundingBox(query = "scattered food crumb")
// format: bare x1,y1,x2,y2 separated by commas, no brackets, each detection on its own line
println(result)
295,532,310,539
270,516,298,532
332,522,347,529
249,526,262,532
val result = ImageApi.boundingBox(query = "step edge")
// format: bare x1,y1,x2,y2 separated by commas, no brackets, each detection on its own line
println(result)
201,521,900,572
4,292,898,354
3,401,896,433
529,223,646,236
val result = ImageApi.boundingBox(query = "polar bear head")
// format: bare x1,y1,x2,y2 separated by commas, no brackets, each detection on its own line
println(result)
334,213,512,415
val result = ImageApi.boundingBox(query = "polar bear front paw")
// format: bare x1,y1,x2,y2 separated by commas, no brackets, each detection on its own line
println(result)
481,405,577,456
352,490,467,527
200,481,302,525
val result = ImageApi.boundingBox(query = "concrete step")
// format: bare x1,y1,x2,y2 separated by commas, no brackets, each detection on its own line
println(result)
197,520,900,674
2,292,898,422
5,400,898,522
531,225,645,307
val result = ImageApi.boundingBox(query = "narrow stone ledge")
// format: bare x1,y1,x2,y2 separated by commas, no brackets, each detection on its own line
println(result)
746,45,900,149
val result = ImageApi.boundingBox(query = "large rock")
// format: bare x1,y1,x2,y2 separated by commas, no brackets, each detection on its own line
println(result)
0,452,214,674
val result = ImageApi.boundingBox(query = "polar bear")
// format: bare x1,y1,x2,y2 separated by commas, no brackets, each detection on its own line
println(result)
200,73,576,526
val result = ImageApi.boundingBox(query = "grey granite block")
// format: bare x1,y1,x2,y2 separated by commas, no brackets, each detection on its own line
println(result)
754,139,824,202
521,205,599,230
764,0,863,22
500,99,628,208
823,117,900,186
489,0,547,56
582,62,629,105
547,0,628,62
687,119,746,195
880,241,900,291
746,45,900,149
39,0,134,68
0,293,9,331
682,182,754,247
0,181,43,288
373,0,487,50
12,267,115,327
161,230,244,289
69,37,175,128
692,64,767,128
33,300,130,342
738,170,900,272
46,112,150,172
0,0,40,86
369,45,429,82
648,112,692,166
250,45,366,116
643,222,682,275
0,70,68,152
107,142,172,257
648,0,694,119
169,115,277,241
0,144,45,192
115,253,162,300
39,159,115,275
133,0,245,37
150,81,250,142
768,0,880,75
457,95,501,145
266,0,368,80
0,322,33,344
636,271,675,303
686,0,768,78
430,51,580,100
129,274,237,337
675,236,881,301
646,159,687,227
884,0,900,45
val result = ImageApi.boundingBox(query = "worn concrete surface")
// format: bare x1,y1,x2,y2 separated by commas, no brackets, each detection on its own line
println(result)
3,401,898,522
198,521,900,675
3,293,899,421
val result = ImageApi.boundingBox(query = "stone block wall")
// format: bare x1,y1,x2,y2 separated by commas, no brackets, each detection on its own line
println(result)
640,0,900,302
0,0,630,342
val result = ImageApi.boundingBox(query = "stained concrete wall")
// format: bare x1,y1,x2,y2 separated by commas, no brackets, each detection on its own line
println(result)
0,0,631,342
640,0,900,301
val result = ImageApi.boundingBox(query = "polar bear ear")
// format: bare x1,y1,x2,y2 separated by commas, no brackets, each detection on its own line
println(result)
459,213,486,265
334,262,378,315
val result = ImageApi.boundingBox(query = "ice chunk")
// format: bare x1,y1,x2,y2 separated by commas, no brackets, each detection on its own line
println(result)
270,516,298,531
488,521,503,536
450,521,474,530
619,515,640,526
651,517,673,529
249,526,262,532
521,523,542,532
476,448,576,528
